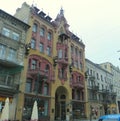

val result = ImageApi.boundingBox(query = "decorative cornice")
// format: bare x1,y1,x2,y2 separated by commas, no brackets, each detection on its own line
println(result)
0,9,30,30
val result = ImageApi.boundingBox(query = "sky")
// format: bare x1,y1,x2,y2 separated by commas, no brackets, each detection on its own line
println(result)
0,0,120,67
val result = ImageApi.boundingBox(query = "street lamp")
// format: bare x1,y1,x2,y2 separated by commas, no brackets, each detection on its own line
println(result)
25,43,31,56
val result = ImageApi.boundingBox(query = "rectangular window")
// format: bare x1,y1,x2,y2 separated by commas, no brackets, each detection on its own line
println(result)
79,62,82,70
12,32,19,41
40,28,45,36
0,44,6,58
58,49,62,59
31,59,37,69
25,79,32,93
43,84,48,95
31,39,36,49
7,48,16,61
32,23,37,32
46,46,51,56
75,48,78,56
2,28,10,37
47,32,52,40
39,43,44,52
5,75,13,86
71,45,74,54
38,100,48,117
79,50,82,58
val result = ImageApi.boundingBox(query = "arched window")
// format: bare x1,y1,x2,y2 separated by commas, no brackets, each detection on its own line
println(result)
60,94,66,99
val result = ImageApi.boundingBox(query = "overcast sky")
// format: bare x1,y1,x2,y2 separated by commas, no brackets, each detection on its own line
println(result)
1,0,120,67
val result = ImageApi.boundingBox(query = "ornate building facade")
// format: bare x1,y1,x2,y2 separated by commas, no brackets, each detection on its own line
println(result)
15,2,87,121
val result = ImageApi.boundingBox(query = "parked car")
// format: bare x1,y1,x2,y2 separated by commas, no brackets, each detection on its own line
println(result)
98,114,120,121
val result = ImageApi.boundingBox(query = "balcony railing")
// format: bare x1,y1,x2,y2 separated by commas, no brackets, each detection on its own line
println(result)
91,85,99,91
89,76,95,81
70,81,84,88
0,54,23,66
57,57,69,65
0,81,19,90
102,89,109,94
28,68,48,76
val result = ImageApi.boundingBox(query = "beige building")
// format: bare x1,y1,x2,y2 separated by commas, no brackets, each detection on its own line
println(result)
85,59,117,120
100,62,120,113
0,9,30,120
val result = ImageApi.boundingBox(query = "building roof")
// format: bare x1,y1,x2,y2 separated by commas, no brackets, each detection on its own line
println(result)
0,9,30,30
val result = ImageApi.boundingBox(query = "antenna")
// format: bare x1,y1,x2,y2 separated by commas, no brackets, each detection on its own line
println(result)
32,0,34,6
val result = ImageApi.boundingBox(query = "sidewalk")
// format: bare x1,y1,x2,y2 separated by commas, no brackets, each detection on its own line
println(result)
55,119,98,121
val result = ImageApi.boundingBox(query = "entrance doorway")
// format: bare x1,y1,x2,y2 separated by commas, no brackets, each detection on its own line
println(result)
55,86,68,120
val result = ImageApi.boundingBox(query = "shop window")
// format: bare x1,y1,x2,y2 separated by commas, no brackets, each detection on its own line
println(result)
38,100,48,116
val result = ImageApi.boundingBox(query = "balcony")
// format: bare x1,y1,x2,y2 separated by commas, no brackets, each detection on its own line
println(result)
57,57,69,65
28,68,47,75
70,81,84,88
102,89,109,94
27,68,49,81
0,80,19,96
89,76,95,81
0,54,23,67
91,85,99,91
